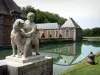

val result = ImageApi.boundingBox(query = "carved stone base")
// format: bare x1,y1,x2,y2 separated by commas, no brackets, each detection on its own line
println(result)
6,55,45,64
5,56,53,75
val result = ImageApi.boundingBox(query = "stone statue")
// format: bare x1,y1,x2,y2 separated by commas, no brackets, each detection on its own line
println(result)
10,12,40,58
88,52,95,65
23,12,40,58
10,19,25,57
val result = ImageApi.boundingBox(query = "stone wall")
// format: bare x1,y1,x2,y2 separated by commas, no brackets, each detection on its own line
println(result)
7,58,53,75
75,28,82,41
0,57,53,75
0,65,8,75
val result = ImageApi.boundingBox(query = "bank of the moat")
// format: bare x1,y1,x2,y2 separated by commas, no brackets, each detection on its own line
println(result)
61,52,100,75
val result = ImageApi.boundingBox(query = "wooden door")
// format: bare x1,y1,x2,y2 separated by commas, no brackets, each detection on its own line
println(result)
3,16,12,45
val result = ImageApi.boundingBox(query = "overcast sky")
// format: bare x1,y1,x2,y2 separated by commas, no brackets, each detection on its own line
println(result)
14,0,100,29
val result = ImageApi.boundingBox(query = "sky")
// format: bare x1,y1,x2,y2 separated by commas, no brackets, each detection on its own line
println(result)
14,0,100,29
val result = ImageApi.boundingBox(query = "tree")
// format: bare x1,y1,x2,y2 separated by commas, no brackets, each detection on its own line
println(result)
41,33,45,38
21,5,36,15
59,34,62,38
82,27,100,36
21,5,67,25
44,18,49,23
82,29,92,36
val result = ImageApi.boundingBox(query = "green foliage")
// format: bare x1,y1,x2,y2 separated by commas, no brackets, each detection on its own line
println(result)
21,5,36,16
82,41,100,47
21,5,67,25
92,28,100,36
53,55,62,63
41,33,45,38
48,34,52,38
59,34,62,38
83,28,92,36
83,27,100,36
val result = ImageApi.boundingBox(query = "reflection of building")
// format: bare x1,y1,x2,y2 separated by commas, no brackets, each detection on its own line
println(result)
42,43,82,65
60,43,82,65
60,43,81,65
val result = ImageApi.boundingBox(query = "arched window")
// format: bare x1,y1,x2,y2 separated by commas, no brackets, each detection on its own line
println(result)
48,30,52,38
56,30,59,38
59,34,62,38
41,33,45,38
66,29,70,38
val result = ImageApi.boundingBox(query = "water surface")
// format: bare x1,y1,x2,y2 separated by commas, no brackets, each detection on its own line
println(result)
0,41,100,75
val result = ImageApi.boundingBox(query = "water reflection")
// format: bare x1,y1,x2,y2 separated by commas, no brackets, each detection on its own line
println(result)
87,38,100,41
0,41,100,75
83,41,100,47
41,43,82,65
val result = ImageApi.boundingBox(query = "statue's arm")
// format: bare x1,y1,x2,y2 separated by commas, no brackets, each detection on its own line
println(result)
27,24,37,35
19,29,28,37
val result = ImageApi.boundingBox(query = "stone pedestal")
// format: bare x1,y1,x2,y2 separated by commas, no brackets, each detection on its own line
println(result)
0,60,8,75
6,55,45,63
6,55,53,75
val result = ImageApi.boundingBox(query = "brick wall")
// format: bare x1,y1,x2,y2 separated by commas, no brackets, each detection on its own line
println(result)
39,29,60,38
0,15,4,45
60,29,66,38
3,16,12,45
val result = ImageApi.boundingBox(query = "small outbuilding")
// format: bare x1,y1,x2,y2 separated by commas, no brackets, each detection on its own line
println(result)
60,18,82,41
37,18,82,41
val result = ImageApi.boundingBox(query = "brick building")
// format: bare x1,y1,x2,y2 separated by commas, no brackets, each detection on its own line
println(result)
60,18,82,41
37,18,82,41
37,23,59,38
0,0,22,46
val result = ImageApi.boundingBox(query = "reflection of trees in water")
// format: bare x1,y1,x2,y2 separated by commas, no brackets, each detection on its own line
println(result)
53,55,62,63
83,41,100,47
40,42,82,65
41,43,82,56
41,44,73,55
0,50,11,59
40,43,71,51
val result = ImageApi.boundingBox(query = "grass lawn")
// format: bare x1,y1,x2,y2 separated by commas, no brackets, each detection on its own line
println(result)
60,52,100,75
84,36,100,38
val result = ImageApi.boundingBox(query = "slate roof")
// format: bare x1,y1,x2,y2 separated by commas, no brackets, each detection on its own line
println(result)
0,0,21,15
61,18,80,28
36,23,59,29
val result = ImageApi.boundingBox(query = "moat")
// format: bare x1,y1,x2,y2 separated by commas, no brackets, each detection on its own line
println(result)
0,40,100,75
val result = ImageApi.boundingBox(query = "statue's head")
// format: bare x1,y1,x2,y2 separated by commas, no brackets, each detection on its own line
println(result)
27,12,35,22
14,19,24,28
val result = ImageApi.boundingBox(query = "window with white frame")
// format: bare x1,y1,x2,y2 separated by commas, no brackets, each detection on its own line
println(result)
56,30,59,38
48,30,51,38
66,29,70,38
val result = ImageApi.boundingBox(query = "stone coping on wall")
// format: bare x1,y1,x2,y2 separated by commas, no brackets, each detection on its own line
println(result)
0,56,53,75
0,60,6,66
6,55,45,64
0,55,52,67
